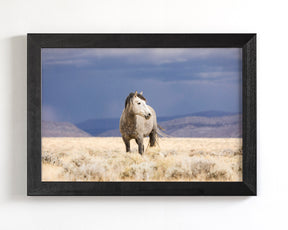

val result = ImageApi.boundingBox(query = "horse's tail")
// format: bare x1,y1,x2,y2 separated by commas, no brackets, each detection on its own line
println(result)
157,124,171,138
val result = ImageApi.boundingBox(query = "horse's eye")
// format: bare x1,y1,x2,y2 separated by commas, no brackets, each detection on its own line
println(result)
137,102,141,105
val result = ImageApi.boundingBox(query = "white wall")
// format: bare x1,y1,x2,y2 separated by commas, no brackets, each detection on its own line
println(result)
0,0,287,229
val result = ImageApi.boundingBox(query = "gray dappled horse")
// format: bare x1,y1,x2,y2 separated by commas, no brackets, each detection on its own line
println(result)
119,91,157,155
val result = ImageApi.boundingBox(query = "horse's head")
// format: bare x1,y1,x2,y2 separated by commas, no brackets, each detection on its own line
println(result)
125,91,152,120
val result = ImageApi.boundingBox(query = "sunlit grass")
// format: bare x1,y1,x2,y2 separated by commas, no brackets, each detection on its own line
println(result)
42,137,242,182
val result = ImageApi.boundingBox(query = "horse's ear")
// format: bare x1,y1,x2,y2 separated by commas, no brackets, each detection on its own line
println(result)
134,91,138,97
140,91,143,95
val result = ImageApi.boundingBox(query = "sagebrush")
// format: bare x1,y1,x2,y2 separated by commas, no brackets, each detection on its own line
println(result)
42,137,242,181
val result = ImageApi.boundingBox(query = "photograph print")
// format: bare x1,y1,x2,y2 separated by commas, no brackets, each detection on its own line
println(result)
41,47,243,182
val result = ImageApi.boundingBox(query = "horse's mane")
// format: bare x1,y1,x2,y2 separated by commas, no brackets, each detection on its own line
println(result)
125,92,147,108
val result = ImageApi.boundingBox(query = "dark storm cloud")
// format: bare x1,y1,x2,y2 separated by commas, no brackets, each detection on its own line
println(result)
42,48,242,123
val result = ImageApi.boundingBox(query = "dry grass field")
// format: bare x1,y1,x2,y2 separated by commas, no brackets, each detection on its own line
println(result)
42,137,242,182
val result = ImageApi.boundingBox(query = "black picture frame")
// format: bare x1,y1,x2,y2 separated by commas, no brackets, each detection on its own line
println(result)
27,34,256,196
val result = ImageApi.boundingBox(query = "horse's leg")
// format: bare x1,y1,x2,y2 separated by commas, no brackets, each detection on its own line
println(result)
136,137,144,155
149,129,157,147
122,137,130,152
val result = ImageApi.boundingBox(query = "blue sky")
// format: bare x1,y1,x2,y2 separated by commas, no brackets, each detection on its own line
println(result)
42,48,242,123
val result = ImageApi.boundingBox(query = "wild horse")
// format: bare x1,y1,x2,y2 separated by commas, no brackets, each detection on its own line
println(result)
119,91,158,155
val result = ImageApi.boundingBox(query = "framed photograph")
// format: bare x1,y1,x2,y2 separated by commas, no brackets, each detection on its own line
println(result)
27,34,256,195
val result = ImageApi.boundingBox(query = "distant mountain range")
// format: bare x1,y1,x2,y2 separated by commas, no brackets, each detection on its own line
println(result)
42,111,242,138
76,118,120,137
76,111,242,138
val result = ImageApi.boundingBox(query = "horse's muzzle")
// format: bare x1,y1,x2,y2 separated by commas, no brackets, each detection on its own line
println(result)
145,113,151,120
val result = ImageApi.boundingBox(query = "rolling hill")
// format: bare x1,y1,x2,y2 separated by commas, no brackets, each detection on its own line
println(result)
158,114,242,137
42,121,92,137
